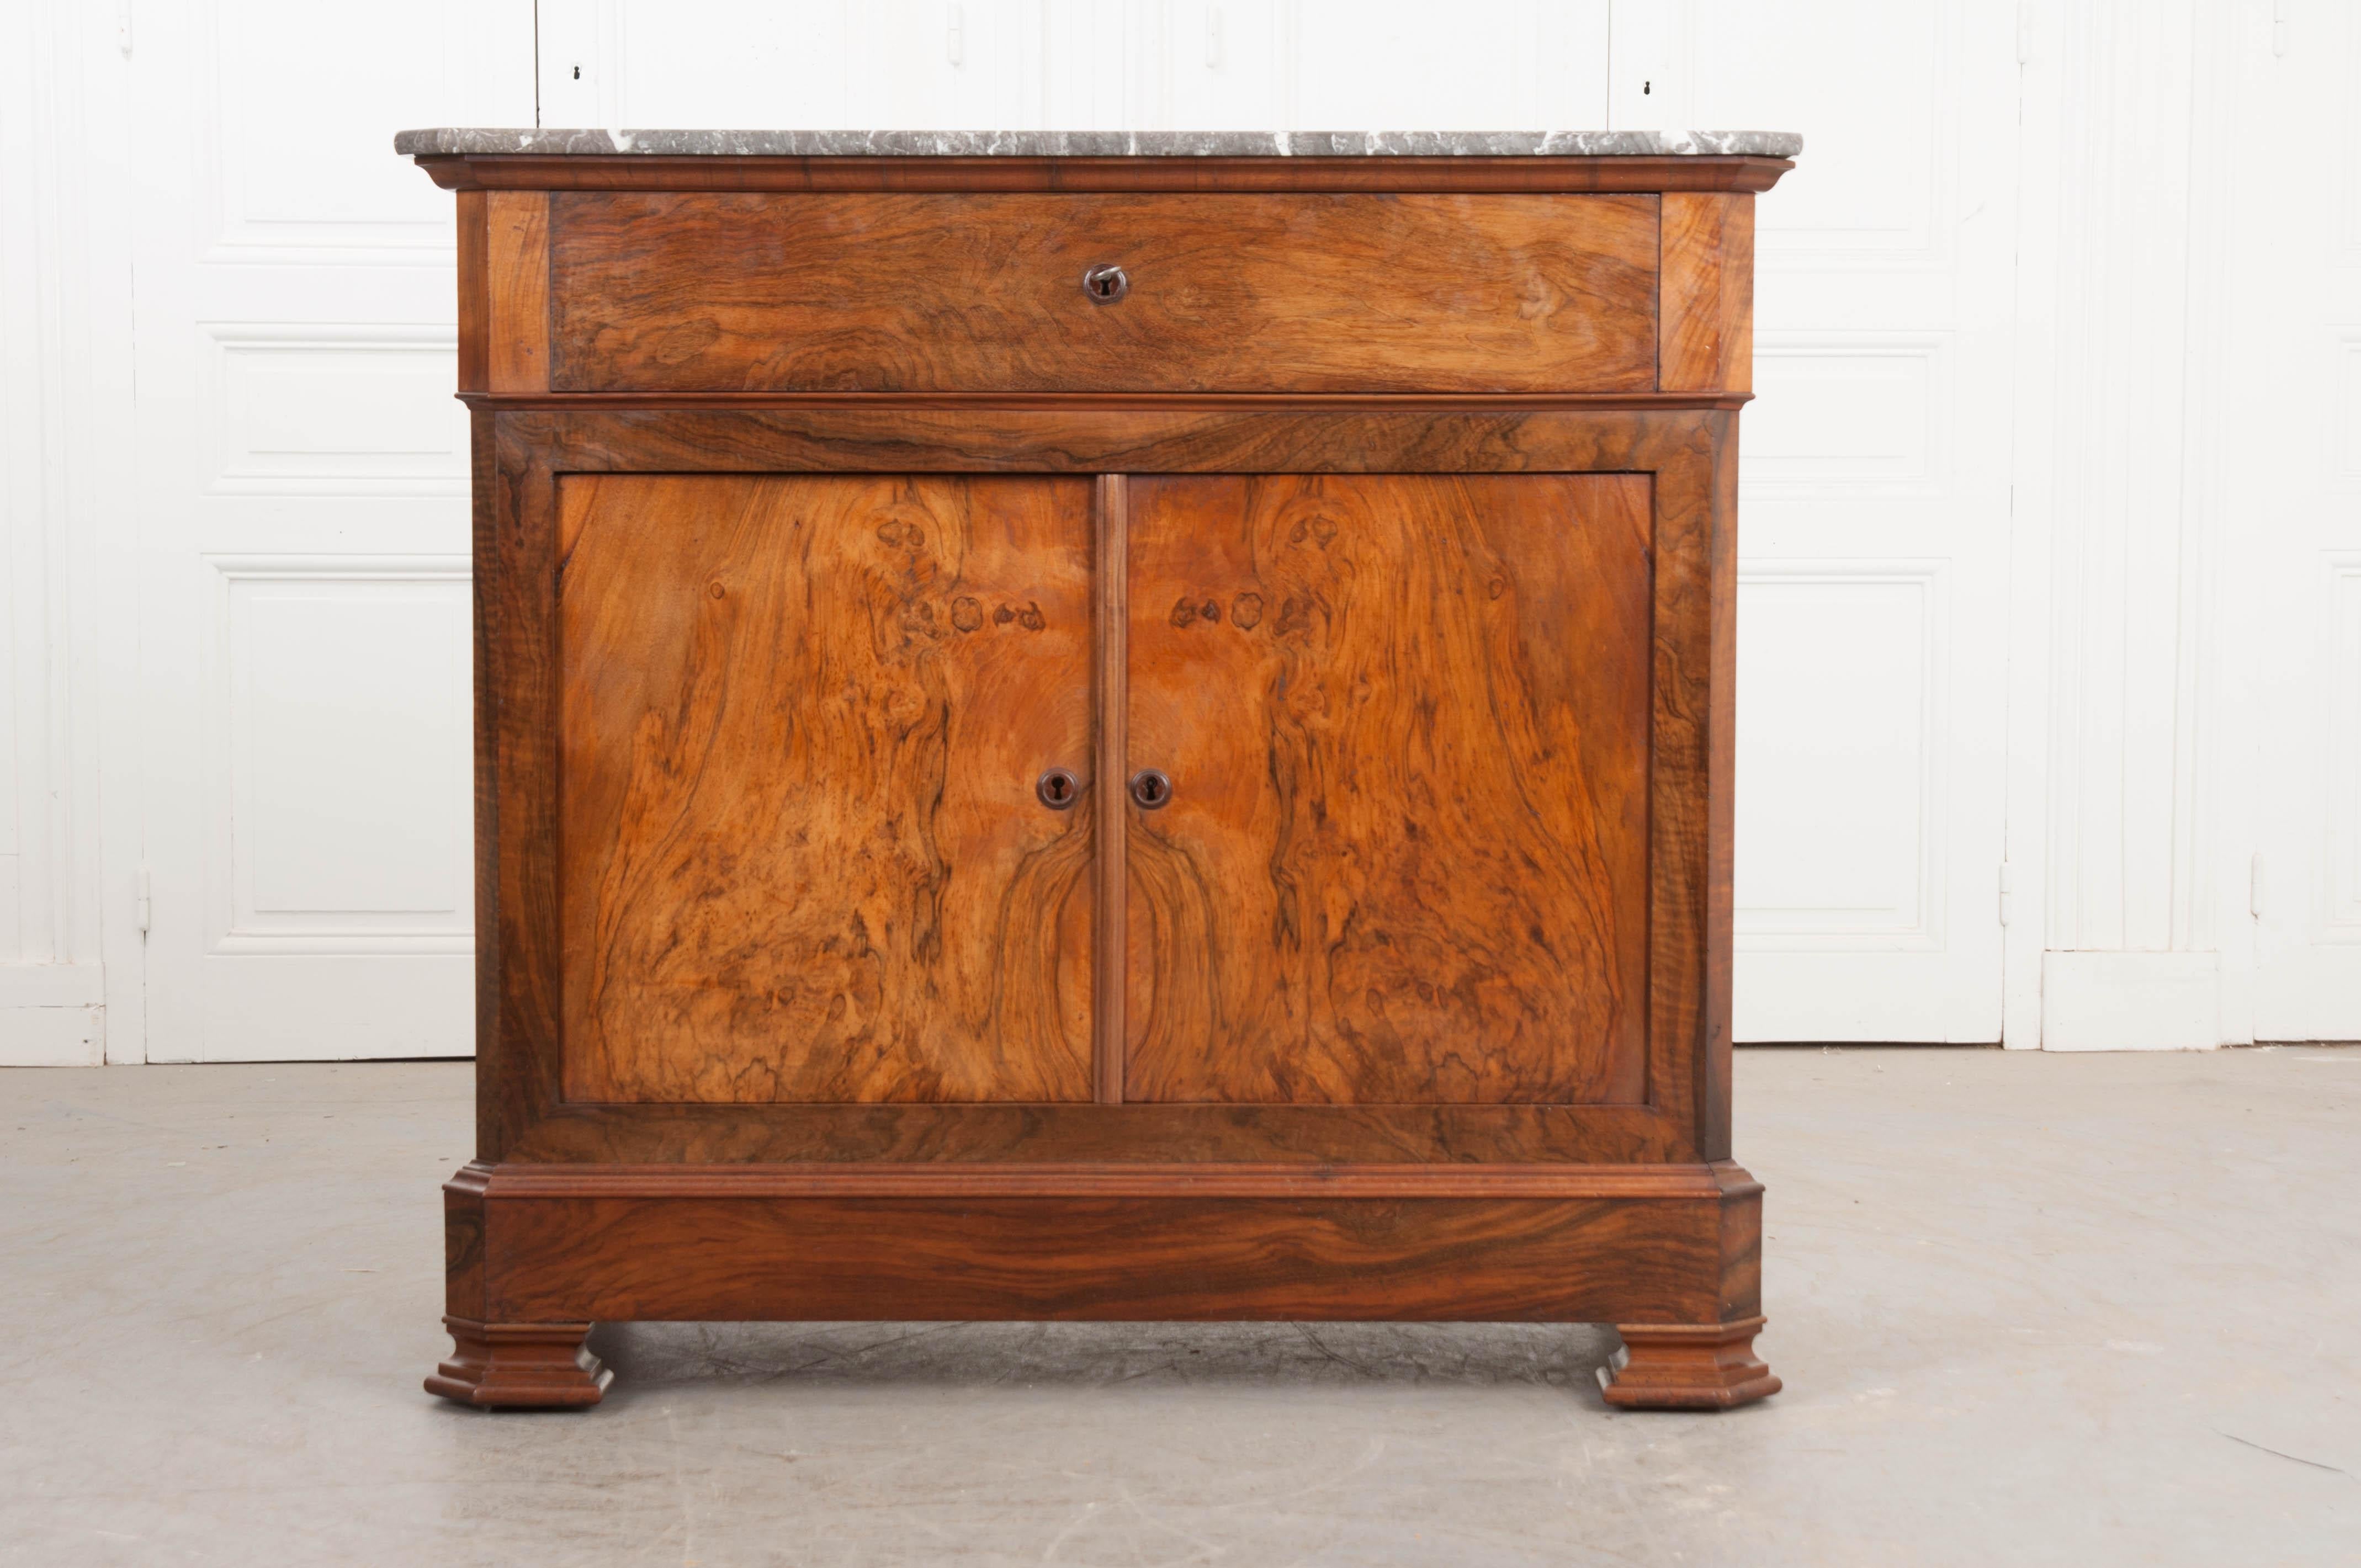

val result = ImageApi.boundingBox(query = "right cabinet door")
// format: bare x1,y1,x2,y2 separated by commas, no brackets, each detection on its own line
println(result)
1124,474,1656,1106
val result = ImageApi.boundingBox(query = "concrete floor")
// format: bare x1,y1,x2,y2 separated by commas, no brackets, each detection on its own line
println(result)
2,1050,2357,1567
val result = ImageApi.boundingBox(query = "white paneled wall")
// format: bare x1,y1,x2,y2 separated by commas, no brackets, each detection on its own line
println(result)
2,0,2354,1062
117,0,532,1063
530,1,1612,132
2023,0,2225,1046
1660,0,2020,1041
2237,0,2361,1042
0,0,118,1062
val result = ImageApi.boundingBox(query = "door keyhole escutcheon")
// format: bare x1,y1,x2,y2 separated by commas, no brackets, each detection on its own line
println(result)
1082,264,1129,304
1036,768,1081,810
1129,769,1172,810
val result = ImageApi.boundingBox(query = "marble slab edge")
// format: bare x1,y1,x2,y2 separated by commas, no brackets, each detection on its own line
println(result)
396,128,1802,160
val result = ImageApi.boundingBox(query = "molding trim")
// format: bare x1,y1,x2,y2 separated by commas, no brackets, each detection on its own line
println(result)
476,1161,1754,1202
1742,333,1948,497
2,0,122,1055
0,976,104,1066
1733,558,1949,952
204,554,473,956
0,961,103,1006
411,153,1796,195
199,324,466,497
2041,950,2222,1051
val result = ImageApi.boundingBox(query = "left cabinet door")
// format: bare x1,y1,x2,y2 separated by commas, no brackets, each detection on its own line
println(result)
556,474,1099,1103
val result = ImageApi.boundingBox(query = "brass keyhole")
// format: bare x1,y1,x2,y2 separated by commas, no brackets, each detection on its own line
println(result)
1128,769,1172,810
1082,263,1129,304
1036,768,1080,810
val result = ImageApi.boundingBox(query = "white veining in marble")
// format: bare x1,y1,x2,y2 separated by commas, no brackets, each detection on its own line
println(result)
394,127,1802,159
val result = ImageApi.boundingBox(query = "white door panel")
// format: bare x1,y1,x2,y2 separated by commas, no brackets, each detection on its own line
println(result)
2246,2,2361,1040
130,0,533,1061
1627,0,2017,1041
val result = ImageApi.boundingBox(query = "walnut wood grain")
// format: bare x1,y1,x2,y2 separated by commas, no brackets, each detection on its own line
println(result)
1599,1317,1779,1410
1640,419,1723,1148
439,1156,1765,1396
485,190,551,393
1124,474,1653,1105
1092,475,1129,1103
415,153,1795,196
1658,193,1754,394
455,191,488,392
507,1101,1684,1166
441,1161,491,1321
1700,417,1742,1158
545,193,1660,394
483,1194,1730,1324
557,474,1096,1103
467,391,1749,412
424,1317,611,1408
510,402,1721,475
476,1160,1746,1200
1716,1161,1764,1317
486,417,562,1160
476,405,1730,1165
469,410,505,1156
433,1164,612,1407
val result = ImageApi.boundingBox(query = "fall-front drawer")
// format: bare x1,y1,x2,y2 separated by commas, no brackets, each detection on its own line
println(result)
542,191,1662,394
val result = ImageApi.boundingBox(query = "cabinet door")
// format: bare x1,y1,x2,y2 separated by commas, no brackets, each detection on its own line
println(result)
1125,474,1653,1105
557,474,1096,1103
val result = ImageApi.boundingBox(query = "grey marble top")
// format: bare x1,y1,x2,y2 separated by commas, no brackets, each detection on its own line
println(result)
395,127,1801,159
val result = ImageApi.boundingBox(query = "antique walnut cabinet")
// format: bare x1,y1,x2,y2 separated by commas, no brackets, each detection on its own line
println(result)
400,127,1797,1410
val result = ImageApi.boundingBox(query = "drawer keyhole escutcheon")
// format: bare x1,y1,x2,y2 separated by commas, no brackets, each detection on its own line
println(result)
1036,768,1081,810
1082,263,1129,304
1129,769,1172,810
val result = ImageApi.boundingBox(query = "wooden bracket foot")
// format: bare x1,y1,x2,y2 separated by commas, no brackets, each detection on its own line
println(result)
1598,1315,1779,1410
425,1315,612,1408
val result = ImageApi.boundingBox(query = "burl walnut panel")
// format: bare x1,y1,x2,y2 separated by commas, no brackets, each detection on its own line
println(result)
544,193,1662,394
558,474,1097,1103
1124,474,1653,1104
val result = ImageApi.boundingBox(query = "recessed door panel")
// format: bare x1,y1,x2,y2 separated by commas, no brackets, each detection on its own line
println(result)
1124,474,1653,1104
559,474,1096,1103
